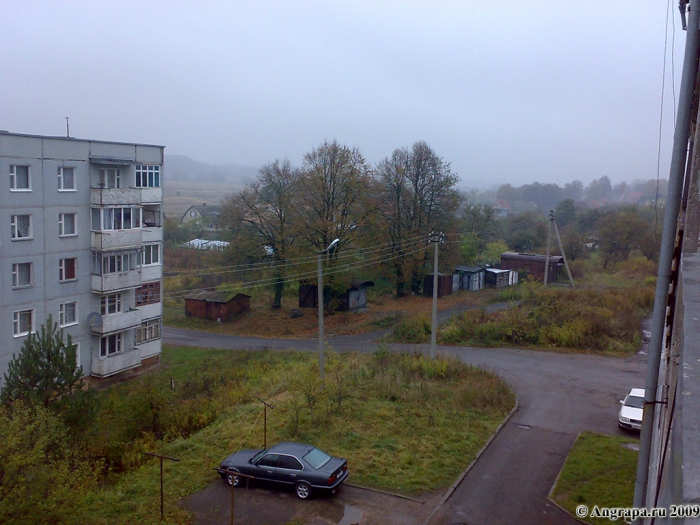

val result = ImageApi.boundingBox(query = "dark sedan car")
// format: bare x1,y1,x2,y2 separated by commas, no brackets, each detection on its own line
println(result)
216,442,348,499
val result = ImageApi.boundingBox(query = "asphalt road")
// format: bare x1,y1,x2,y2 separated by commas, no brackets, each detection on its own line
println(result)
164,326,647,525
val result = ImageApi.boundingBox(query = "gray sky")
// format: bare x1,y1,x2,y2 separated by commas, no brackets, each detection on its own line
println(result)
0,1,683,188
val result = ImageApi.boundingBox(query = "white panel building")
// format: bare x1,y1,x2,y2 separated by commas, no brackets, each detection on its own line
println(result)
0,131,164,385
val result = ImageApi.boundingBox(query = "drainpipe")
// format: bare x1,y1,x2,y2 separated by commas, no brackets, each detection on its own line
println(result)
633,0,700,514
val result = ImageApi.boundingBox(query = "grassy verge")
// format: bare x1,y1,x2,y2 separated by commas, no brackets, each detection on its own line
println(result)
391,281,654,355
551,432,638,525
72,345,514,524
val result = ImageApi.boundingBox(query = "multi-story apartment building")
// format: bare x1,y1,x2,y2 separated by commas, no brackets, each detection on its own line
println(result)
0,131,164,385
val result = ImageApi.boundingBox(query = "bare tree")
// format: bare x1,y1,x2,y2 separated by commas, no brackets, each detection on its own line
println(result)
376,142,460,296
222,159,299,307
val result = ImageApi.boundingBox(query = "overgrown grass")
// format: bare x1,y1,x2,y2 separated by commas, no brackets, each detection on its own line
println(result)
70,345,514,524
552,432,638,525
397,280,654,355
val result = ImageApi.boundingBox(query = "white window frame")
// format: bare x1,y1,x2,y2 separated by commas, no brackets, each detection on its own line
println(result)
10,214,32,241
98,168,121,189
142,243,161,266
58,213,77,237
59,301,78,327
91,207,142,231
100,332,123,357
11,262,33,289
134,165,161,188
135,318,162,345
100,293,122,315
59,257,77,282
58,167,76,191
13,309,34,337
10,165,31,191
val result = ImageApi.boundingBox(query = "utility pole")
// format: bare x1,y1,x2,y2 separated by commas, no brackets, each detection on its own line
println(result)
317,238,339,388
142,452,180,521
429,231,444,358
552,212,575,288
544,210,553,287
256,397,273,449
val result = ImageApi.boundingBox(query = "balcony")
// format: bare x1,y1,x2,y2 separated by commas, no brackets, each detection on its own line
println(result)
92,308,141,335
136,339,161,359
92,270,141,293
91,229,142,251
91,346,142,377
140,187,162,204
141,265,162,283
142,227,162,243
90,187,140,206
137,301,162,320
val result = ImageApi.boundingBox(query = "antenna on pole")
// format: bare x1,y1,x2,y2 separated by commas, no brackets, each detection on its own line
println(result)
65,117,70,138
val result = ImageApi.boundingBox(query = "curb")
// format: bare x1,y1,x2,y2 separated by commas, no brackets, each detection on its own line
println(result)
345,483,424,503
546,431,590,525
422,398,520,525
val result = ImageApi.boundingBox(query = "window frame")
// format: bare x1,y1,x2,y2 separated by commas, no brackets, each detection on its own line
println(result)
59,257,77,282
142,243,161,266
58,213,77,237
9,165,31,191
98,168,121,189
99,332,123,357
58,167,76,191
59,301,78,327
91,207,142,231
11,262,33,289
136,281,161,306
13,309,34,337
10,214,33,241
135,318,162,345
100,293,122,315
134,165,161,188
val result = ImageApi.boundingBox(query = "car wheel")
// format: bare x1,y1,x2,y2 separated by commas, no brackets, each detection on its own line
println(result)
226,471,241,487
295,482,311,500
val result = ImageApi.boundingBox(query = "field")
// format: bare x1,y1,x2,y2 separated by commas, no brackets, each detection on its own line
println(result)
163,180,244,218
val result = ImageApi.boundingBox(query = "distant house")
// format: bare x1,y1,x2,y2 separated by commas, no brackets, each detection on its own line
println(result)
455,266,485,291
182,203,224,230
493,200,511,217
484,268,512,289
423,273,453,298
184,291,250,321
500,252,563,283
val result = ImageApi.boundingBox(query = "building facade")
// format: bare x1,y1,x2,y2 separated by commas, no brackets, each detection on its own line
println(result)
1,131,164,385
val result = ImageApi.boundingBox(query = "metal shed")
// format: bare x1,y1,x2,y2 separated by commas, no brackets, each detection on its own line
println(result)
299,278,374,311
184,291,250,321
484,268,512,289
455,266,485,291
500,252,563,284
423,273,453,298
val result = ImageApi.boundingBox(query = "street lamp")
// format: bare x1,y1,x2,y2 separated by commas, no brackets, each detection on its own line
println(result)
318,238,340,388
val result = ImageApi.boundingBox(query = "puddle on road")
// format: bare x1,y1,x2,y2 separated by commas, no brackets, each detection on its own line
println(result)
338,504,362,525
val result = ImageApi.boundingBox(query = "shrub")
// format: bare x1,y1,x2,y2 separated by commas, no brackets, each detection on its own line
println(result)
391,314,431,343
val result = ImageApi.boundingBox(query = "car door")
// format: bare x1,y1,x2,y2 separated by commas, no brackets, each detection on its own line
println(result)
254,453,280,482
274,454,304,485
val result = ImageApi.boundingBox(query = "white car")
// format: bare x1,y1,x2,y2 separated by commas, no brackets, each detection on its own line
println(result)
619,388,645,430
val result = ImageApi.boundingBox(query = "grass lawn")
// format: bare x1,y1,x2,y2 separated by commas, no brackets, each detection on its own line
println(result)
73,344,514,524
552,432,639,525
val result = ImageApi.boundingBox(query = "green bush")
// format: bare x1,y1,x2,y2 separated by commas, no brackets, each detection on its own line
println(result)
390,314,431,343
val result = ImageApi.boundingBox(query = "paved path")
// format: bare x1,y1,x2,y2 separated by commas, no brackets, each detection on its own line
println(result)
164,326,646,525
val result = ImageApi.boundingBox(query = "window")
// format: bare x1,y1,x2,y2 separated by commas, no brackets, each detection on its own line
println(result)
58,167,76,191
100,293,121,315
58,213,77,237
142,244,161,265
59,301,78,326
135,165,161,188
278,455,303,471
136,281,161,306
258,454,280,468
11,214,32,240
100,333,122,356
135,318,161,344
13,309,33,337
10,165,30,190
98,168,120,189
59,257,77,282
91,207,141,231
12,262,32,288
91,251,139,275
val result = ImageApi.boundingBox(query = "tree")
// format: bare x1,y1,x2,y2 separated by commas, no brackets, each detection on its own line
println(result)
1,316,84,408
598,207,653,267
555,199,577,228
480,241,509,266
375,142,460,296
295,141,374,282
222,159,299,307
0,401,95,524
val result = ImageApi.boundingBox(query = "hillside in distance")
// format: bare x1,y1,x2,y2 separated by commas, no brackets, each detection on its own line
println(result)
165,154,258,184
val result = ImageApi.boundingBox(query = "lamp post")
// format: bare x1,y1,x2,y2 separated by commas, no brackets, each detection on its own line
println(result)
318,238,340,388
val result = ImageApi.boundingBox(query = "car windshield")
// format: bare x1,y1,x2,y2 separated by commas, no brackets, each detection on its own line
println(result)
625,395,644,409
303,448,331,469
250,449,267,463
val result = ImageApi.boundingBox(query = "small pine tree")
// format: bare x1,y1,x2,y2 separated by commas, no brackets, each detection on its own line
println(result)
1,315,84,407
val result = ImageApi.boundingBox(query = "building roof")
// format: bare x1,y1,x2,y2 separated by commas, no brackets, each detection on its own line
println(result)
183,291,250,303
484,268,512,274
180,238,230,250
182,204,224,222
501,252,564,264
455,266,484,273
0,130,164,148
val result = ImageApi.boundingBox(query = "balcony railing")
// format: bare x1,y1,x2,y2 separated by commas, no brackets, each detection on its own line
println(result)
91,270,141,293
91,308,141,335
91,346,142,377
91,229,143,251
90,187,141,206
